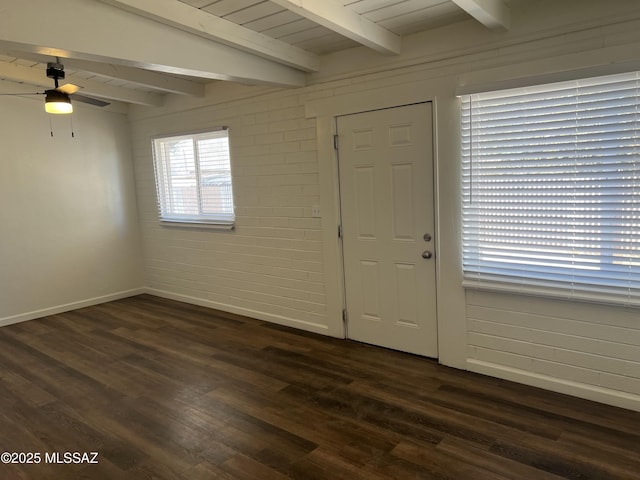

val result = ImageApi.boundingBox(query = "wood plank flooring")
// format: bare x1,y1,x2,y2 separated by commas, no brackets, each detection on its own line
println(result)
0,294,639,479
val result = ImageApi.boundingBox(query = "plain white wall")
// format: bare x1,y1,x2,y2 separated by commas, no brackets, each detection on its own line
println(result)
0,92,144,324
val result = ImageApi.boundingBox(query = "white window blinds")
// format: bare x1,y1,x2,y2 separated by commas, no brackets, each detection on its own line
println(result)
461,72,640,305
153,129,235,225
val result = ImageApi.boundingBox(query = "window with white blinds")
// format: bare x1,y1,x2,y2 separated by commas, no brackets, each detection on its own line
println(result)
152,129,235,226
461,72,640,305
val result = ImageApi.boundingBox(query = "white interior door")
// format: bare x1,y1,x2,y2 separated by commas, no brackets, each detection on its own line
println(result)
337,102,437,357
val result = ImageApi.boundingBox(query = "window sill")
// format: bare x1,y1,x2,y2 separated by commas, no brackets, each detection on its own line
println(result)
462,278,640,309
160,219,235,231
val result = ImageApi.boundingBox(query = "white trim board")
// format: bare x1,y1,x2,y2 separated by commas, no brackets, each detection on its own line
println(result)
305,81,434,119
305,79,440,341
0,288,145,328
145,288,331,336
305,75,467,365
467,359,640,413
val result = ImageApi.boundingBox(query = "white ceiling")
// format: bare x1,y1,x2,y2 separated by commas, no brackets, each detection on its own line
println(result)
0,0,512,109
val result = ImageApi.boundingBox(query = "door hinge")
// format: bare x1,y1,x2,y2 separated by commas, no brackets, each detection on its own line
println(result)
342,308,349,338
338,224,343,238
333,134,339,150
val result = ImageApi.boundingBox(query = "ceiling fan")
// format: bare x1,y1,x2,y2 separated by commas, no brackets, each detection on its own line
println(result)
0,60,110,113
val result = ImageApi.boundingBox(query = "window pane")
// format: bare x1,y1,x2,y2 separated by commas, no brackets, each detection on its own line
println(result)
153,129,235,224
165,138,198,215
197,137,234,215
461,72,640,303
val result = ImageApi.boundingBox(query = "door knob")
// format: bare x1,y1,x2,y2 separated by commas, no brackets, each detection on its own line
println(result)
422,250,433,259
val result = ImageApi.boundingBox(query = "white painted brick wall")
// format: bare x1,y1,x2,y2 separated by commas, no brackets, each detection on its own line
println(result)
130,91,327,331
466,290,640,396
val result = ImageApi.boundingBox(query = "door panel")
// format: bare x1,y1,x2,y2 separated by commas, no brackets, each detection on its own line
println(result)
337,103,437,357
391,163,416,240
354,167,376,238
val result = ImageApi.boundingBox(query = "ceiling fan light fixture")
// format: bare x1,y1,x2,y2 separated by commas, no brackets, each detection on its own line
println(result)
44,89,73,114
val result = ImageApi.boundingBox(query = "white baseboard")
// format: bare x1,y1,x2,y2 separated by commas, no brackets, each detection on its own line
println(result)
145,287,330,336
0,288,145,328
467,358,640,413
0,286,331,336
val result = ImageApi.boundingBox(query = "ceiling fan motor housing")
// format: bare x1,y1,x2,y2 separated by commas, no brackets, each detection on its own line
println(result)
46,62,65,81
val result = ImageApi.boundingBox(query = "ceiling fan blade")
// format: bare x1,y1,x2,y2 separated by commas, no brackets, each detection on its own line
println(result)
57,83,81,95
0,92,42,96
71,94,110,108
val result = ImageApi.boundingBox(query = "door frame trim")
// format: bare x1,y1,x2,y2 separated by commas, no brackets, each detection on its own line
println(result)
306,83,441,343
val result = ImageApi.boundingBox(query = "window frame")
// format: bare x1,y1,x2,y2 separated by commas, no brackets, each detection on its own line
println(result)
151,127,235,229
460,71,640,307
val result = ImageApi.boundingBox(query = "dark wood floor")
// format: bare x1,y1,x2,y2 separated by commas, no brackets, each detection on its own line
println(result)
0,295,639,479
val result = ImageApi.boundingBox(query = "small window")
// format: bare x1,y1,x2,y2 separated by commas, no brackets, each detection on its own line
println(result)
152,129,235,227
461,72,640,305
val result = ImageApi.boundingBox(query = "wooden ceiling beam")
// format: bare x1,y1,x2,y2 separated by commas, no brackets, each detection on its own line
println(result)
270,0,402,55
61,59,206,97
0,0,306,88
99,0,320,72
451,0,510,31
0,61,163,106
4,52,206,97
